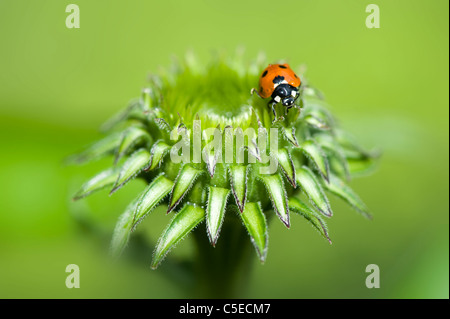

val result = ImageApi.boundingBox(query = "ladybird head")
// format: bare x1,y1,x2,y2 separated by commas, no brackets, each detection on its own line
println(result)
282,96,295,107
272,84,299,107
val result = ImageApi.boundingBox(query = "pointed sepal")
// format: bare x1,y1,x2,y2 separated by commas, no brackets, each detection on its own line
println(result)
145,140,171,171
314,133,350,181
260,173,290,227
133,175,173,228
204,149,220,178
347,156,378,178
302,101,334,128
229,165,248,212
167,165,203,213
300,139,330,182
289,197,332,244
151,204,205,269
303,114,330,130
110,194,142,258
246,138,261,161
239,202,268,262
154,118,172,134
68,133,122,165
282,126,299,147
323,173,372,220
73,167,119,200
296,166,333,217
115,127,151,163
276,148,296,188
110,149,151,194
206,187,230,245
100,100,146,132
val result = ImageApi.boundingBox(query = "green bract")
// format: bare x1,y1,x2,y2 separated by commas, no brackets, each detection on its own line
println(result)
72,52,377,268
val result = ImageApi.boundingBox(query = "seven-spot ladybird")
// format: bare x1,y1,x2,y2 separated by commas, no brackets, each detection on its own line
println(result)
252,63,301,119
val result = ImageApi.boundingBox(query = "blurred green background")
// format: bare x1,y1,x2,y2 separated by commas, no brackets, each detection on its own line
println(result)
0,0,448,298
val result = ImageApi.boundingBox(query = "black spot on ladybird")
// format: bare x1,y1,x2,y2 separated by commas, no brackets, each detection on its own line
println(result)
278,65,287,69
294,74,298,78
262,70,268,77
272,75,285,84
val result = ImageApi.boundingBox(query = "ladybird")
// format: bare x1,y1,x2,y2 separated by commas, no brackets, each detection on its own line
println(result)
252,63,301,119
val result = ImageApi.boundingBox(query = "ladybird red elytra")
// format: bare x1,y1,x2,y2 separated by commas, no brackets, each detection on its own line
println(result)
251,63,301,120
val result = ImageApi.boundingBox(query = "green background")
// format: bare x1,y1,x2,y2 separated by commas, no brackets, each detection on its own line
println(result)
0,0,448,298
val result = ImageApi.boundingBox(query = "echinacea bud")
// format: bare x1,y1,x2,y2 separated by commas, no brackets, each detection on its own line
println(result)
72,52,377,268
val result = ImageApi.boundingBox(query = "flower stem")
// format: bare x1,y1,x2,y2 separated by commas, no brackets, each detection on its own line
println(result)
191,210,254,298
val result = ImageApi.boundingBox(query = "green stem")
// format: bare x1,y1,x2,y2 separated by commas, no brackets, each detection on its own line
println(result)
191,210,254,298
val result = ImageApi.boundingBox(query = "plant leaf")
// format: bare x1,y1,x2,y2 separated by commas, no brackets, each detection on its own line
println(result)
73,167,119,200
145,140,171,171
110,148,151,194
240,202,268,262
229,165,248,212
115,127,151,163
151,204,205,269
133,175,173,228
323,173,372,219
289,197,331,243
206,186,230,245
167,165,203,213
260,173,290,227
296,166,332,217
67,132,122,164
276,148,296,187
301,139,330,182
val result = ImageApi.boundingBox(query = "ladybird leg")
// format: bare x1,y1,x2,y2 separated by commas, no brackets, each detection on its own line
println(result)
268,100,277,122
285,105,293,115
250,88,263,99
